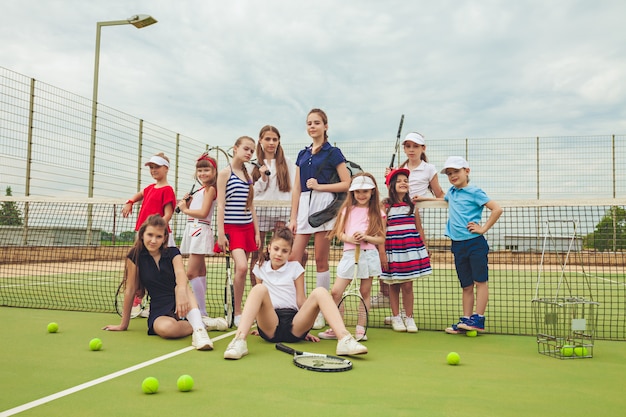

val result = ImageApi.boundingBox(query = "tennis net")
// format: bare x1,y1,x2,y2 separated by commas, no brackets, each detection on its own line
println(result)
1,197,625,340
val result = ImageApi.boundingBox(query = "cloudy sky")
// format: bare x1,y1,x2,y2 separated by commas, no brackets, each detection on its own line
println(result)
2,0,625,145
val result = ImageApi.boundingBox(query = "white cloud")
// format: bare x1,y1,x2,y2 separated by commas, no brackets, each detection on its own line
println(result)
1,0,625,145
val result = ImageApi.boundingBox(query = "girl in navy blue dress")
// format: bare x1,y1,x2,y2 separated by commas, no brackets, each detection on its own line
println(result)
104,215,214,351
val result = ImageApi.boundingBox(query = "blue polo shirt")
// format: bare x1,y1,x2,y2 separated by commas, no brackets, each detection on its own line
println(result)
296,142,346,192
444,185,491,241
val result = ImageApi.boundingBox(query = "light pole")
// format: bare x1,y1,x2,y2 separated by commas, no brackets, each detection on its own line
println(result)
88,14,157,198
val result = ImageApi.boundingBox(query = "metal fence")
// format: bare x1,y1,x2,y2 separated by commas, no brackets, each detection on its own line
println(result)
2,66,625,205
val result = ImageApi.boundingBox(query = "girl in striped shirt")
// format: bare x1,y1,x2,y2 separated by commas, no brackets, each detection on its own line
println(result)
216,136,260,327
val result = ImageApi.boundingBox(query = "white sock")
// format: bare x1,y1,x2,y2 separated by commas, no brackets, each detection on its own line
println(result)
316,270,330,290
186,308,204,331
190,276,207,316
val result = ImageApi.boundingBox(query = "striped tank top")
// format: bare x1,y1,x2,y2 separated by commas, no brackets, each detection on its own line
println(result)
224,169,253,225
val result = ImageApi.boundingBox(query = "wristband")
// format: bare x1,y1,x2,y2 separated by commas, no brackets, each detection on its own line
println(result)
125,200,134,205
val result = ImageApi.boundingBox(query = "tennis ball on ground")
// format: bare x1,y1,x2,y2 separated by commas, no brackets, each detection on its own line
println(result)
574,346,589,357
560,346,575,357
47,322,59,333
466,330,477,337
142,377,159,394
89,338,103,351
177,374,194,392
447,352,461,365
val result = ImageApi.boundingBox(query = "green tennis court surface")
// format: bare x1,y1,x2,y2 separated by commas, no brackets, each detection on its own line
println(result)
1,307,624,417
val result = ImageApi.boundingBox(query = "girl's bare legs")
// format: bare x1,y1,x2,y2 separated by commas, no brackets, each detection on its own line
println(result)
231,248,249,318
359,278,373,312
400,281,414,317
249,231,266,287
388,283,401,317
233,284,278,340
293,287,350,338
290,233,311,267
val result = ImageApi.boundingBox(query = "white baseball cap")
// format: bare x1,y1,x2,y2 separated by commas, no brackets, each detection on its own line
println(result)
440,156,469,173
402,132,426,146
349,175,376,191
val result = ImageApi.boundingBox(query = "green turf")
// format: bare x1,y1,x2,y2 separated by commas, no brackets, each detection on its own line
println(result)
1,307,625,417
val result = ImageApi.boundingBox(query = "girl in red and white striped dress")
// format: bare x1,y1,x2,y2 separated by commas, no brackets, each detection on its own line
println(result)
380,168,432,333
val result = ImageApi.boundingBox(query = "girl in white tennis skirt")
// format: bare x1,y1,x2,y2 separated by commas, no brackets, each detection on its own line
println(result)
177,153,227,331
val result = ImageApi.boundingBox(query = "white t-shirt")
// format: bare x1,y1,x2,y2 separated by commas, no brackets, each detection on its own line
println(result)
405,161,438,199
252,260,305,310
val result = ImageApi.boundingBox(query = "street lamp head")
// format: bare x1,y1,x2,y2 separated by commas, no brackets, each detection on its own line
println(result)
127,14,157,28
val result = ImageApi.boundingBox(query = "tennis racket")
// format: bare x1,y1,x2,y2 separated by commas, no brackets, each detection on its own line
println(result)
223,237,235,328
389,114,405,168
275,343,352,372
175,182,201,213
250,159,270,176
115,281,148,319
338,245,368,341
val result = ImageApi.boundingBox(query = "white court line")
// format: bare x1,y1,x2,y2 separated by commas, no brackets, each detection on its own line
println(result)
0,331,236,417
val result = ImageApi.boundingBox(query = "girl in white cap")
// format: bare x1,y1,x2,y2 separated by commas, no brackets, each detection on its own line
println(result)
318,173,386,341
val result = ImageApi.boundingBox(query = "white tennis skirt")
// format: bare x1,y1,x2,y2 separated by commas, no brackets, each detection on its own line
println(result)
295,191,336,235
179,222,215,255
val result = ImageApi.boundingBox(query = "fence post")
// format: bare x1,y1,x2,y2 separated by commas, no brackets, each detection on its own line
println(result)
136,120,144,193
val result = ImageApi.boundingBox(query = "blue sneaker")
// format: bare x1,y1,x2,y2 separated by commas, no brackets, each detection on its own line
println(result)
445,317,469,334
458,314,485,332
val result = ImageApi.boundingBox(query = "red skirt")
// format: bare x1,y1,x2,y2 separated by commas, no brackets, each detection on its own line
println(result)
224,222,258,252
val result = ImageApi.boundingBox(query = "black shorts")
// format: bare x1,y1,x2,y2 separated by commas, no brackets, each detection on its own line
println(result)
257,308,309,343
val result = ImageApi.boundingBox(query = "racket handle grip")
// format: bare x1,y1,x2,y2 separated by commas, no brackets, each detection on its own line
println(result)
275,343,295,355
389,154,395,168
174,195,192,213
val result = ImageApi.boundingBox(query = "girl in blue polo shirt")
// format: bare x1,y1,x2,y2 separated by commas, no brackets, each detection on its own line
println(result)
289,108,352,330
441,156,502,334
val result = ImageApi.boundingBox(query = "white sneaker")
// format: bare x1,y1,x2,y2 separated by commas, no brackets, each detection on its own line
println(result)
370,293,390,309
192,328,214,351
224,337,248,360
391,316,407,332
202,316,229,331
234,315,242,328
336,335,368,356
312,313,325,330
405,317,418,333
384,310,406,325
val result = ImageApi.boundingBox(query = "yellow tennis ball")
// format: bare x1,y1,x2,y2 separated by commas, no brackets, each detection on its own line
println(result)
466,330,477,337
89,338,103,351
177,374,194,392
447,352,460,365
47,322,59,333
560,346,574,357
573,346,589,357
142,377,159,394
